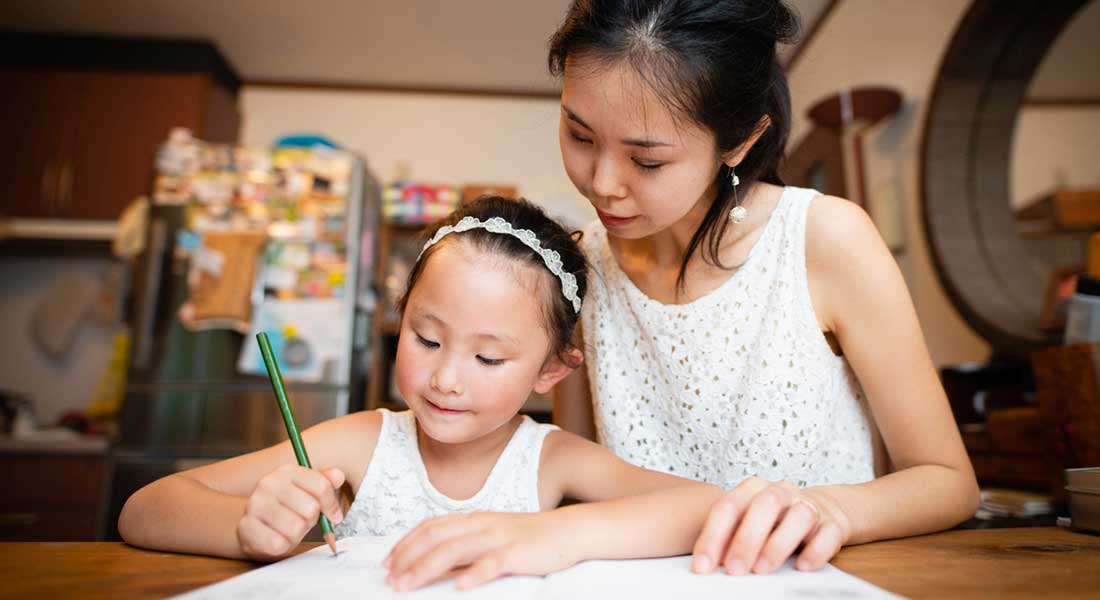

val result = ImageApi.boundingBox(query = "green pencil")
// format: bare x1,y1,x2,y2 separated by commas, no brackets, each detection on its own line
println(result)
256,331,338,555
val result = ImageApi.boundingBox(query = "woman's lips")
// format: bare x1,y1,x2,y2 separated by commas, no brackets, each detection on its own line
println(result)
596,209,638,228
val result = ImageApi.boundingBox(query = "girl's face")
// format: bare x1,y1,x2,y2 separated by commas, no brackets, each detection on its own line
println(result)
559,59,725,239
394,241,570,444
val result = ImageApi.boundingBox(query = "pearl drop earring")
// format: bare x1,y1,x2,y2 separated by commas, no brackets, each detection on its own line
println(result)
728,168,746,224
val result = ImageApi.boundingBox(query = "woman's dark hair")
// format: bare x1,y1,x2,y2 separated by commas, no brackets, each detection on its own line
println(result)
398,196,588,365
549,0,798,288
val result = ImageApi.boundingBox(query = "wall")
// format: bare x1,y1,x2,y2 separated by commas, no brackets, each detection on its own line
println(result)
0,255,121,425
239,87,596,229
1012,107,1100,208
786,0,991,366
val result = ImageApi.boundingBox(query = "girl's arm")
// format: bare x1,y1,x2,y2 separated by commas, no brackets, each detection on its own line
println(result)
551,324,597,440
693,196,979,575
118,410,380,559
383,430,723,591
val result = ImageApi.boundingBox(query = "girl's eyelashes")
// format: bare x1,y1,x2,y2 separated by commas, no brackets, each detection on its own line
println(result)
414,331,503,365
569,131,592,145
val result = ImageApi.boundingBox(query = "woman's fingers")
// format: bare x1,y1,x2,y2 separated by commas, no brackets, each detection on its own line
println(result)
753,499,820,574
796,518,845,571
720,484,794,575
692,477,768,573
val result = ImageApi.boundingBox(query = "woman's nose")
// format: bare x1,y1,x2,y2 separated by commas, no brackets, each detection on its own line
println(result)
591,154,628,200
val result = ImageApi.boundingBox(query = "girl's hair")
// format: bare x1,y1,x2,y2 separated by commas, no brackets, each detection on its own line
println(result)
398,196,588,365
548,0,798,288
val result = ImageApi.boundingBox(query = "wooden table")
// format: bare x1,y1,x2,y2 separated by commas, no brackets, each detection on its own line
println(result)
0,527,1096,599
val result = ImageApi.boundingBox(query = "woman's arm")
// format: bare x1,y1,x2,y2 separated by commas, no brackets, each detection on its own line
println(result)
551,323,597,440
118,410,380,559
693,196,979,575
384,430,723,590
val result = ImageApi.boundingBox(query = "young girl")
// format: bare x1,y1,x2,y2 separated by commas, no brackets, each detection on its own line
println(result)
546,0,980,577
118,196,725,591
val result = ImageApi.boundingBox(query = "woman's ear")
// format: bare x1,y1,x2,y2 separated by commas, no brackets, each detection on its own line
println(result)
722,115,772,167
534,348,583,394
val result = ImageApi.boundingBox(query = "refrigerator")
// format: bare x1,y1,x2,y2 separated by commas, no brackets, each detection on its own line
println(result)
102,134,379,539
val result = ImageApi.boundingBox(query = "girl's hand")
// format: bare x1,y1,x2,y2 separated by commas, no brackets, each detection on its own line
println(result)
236,464,345,561
691,477,852,575
382,512,575,591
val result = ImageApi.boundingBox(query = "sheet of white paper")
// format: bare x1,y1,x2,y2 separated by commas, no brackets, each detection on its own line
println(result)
541,555,900,599
175,536,900,600
173,536,542,600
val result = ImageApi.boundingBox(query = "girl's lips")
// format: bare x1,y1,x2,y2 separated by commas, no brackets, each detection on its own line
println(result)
596,209,638,228
426,398,465,415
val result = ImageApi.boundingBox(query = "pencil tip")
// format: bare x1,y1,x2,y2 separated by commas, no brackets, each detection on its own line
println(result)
324,533,337,555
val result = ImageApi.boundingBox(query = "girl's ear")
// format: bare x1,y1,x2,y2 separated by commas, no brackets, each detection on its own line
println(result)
722,115,772,167
534,348,583,394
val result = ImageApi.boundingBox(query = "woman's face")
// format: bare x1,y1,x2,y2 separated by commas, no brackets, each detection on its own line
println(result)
558,58,725,239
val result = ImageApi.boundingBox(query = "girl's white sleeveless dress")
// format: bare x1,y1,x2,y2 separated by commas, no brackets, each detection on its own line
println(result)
335,409,558,537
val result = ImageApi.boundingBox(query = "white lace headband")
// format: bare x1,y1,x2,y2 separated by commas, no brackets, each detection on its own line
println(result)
418,216,582,313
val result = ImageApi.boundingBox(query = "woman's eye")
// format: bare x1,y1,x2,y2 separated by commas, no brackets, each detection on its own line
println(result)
633,159,664,171
570,132,592,145
416,334,439,349
476,355,505,366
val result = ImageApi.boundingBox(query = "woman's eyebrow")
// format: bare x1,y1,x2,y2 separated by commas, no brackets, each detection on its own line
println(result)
562,105,673,148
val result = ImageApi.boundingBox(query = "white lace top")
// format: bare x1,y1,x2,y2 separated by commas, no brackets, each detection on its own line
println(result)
580,186,875,490
335,409,558,538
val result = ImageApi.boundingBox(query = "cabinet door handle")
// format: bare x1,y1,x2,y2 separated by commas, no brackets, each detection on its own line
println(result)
57,162,74,215
40,160,57,215
0,513,39,527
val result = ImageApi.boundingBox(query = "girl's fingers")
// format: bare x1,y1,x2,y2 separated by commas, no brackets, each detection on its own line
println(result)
692,477,767,573
256,497,311,545
796,518,845,571
289,468,343,524
752,499,819,574
277,483,322,524
455,552,509,590
238,513,294,559
393,533,501,591
721,485,794,575
385,515,473,579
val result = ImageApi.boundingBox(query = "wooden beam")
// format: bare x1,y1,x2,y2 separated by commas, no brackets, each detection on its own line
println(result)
245,78,560,100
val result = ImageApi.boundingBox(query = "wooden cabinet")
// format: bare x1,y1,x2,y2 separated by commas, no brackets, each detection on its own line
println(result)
0,67,239,221
0,453,106,541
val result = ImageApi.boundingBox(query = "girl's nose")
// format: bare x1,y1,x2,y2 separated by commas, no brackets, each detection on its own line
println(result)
430,366,464,396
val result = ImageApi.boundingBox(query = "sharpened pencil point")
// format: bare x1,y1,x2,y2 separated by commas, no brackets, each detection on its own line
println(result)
324,532,337,555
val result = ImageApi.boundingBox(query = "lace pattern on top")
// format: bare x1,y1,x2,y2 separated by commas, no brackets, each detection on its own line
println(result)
579,186,875,490
335,409,558,538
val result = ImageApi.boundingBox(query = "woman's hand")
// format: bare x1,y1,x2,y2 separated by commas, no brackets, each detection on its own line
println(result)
236,464,345,561
691,477,853,575
383,512,575,591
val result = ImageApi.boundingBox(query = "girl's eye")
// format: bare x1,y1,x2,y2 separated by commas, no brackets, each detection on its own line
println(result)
569,132,592,145
633,159,664,171
476,355,505,366
416,334,439,349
